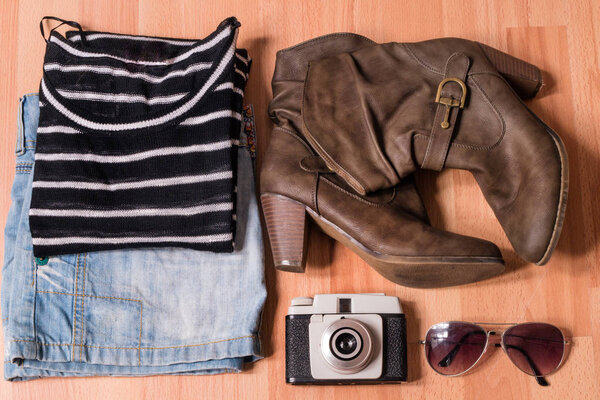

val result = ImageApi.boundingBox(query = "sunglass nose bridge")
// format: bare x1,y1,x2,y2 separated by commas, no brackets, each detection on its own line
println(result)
487,331,502,346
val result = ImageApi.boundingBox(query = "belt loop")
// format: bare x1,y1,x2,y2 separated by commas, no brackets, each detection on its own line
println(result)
421,52,471,171
15,96,25,156
40,16,87,45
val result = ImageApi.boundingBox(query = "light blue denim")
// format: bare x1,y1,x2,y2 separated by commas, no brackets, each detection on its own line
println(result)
1,94,266,380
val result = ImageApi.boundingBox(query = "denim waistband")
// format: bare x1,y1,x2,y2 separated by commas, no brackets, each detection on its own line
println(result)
2,94,266,380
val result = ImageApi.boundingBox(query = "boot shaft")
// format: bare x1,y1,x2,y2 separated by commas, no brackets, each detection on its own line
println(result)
300,37,566,264
263,33,379,201
268,33,376,137
302,38,545,194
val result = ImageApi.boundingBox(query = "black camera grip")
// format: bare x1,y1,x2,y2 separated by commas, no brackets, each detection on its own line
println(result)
285,314,313,383
381,314,408,381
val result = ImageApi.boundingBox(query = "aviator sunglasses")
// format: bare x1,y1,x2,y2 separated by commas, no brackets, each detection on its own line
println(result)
420,321,568,386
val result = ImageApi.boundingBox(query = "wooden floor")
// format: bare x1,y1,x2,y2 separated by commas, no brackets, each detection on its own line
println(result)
1,0,599,399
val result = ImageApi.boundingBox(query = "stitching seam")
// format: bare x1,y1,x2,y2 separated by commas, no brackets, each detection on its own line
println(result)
138,303,143,365
469,75,506,148
320,178,394,207
11,335,255,350
37,290,141,303
71,254,80,360
422,101,445,168
402,43,444,75
273,127,315,155
79,253,87,362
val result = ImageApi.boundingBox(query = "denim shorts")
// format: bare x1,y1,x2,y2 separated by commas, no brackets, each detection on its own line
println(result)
1,94,266,380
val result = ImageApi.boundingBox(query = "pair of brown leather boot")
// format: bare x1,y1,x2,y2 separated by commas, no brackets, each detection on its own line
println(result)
260,34,568,288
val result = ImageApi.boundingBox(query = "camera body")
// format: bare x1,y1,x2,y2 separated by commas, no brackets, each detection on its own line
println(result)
285,293,407,384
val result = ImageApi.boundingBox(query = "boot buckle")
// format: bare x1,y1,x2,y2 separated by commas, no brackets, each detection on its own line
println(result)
435,77,467,129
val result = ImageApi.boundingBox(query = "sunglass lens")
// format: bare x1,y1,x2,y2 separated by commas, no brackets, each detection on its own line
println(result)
503,323,565,377
425,322,487,376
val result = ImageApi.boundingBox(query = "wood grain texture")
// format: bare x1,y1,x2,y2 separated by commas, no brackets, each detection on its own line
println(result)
0,0,599,399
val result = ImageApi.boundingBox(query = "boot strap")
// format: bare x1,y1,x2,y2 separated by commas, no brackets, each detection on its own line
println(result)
421,53,471,171
300,155,334,173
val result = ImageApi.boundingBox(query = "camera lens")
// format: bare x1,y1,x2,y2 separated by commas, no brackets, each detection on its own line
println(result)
329,328,362,360
321,318,374,374
335,332,358,355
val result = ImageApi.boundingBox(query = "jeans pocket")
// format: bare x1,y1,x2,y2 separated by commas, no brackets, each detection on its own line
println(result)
34,253,144,364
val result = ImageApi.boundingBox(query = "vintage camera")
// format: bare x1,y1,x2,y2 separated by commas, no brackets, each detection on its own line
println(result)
285,293,407,384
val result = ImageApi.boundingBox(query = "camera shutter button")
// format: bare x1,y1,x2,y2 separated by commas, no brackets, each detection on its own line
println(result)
291,297,313,306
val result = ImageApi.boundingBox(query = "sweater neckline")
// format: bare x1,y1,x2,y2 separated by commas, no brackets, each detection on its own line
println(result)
40,17,239,133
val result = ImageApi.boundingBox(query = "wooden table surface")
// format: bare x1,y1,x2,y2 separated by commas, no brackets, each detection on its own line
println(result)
1,0,599,399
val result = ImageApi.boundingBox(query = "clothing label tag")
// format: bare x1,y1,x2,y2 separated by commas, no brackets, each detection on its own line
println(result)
242,104,257,160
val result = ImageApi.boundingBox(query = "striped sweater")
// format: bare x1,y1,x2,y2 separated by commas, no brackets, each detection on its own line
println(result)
30,17,249,256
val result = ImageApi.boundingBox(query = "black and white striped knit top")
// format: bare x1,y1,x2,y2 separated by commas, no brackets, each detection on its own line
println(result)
30,17,250,256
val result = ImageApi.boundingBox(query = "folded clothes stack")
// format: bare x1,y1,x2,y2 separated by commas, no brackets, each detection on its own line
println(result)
2,17,266,380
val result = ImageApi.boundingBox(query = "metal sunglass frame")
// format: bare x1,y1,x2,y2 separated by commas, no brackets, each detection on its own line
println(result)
419,321,570,386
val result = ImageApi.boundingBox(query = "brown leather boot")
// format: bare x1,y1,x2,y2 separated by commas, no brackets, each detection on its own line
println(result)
301,38,567,265
261,34,504,288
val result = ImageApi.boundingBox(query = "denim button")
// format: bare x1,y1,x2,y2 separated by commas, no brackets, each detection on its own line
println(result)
35,256,49,265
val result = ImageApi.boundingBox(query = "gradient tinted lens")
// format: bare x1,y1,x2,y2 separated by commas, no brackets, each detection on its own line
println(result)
503,323,565,376
425,322,487,376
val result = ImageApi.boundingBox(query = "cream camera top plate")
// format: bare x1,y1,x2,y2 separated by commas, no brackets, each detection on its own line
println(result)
288,293,403,315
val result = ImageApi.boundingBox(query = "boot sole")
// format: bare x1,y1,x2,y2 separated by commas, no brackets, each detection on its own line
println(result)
261,193,505,288
535,121,569,266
